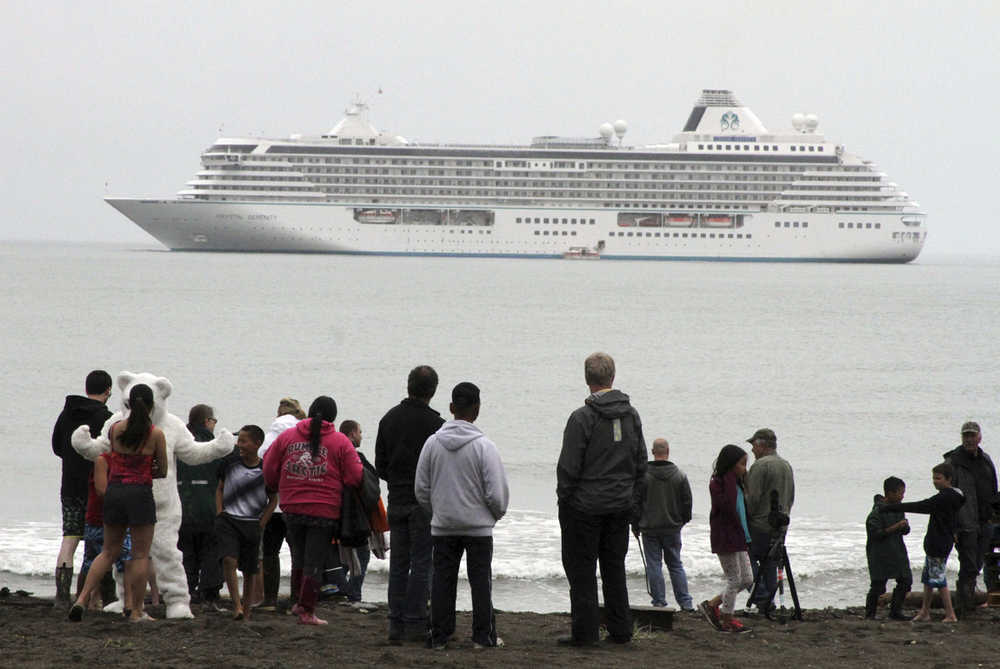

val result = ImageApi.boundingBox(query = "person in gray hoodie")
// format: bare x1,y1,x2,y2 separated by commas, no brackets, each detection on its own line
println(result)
415,382,509,650
637,438,694,610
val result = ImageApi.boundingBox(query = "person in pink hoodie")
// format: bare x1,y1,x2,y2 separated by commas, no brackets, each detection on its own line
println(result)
262,396,362,625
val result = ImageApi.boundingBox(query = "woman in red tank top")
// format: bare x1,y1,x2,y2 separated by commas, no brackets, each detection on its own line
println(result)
69,384,167,622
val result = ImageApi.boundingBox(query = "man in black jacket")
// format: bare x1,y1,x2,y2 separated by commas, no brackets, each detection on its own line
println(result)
944,421,998,616
51,370,112,606
557,352,647,646
375,365,445,644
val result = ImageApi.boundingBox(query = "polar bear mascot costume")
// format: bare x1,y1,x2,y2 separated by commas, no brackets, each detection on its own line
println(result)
71,371,235,619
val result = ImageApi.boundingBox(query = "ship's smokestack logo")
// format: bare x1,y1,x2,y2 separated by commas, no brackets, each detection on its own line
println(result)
720,112,740,132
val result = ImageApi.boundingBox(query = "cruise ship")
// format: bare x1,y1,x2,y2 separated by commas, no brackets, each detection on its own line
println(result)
107,90,926,262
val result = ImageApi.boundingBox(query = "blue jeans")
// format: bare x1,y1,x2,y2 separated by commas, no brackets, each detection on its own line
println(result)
388,504,433,630
641,530,693,609
346,546,371,602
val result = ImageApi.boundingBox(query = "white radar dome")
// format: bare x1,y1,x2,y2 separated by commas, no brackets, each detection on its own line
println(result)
792,113,805,132
599,123,614,139
613,119,628,137
804,114,819,131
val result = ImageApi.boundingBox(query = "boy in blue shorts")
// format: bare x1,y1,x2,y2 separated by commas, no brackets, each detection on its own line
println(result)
216,425,276,620
881,462,965,622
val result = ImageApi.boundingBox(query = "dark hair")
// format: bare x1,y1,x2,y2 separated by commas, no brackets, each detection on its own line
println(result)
85,370,112,396
307,396,338,457
120,384,155,451
407,365,438,401
188,404,214,427
239,424,265,446
932,462,954,481
339,420,359,436
713,444,747,478
883,476,905,494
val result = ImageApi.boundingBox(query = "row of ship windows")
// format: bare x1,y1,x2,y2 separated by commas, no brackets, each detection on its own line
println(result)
698,143,826,152
448,229,492,234
838,222,882,229
220,154,868,172
775,221,809,228
533,231,580,236
516,217,596,224
608,231,751,239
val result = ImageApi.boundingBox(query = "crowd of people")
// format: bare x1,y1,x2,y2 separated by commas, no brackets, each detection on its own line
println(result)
50,356,997,646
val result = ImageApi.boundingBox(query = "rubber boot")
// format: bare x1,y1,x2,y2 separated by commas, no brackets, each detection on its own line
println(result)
888,585,909,620
262,555,281,608
100,571,118,607
864,589,879,619
54,566,73,608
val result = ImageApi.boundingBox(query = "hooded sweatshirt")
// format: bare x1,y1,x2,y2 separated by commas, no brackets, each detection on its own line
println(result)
638,460,692,533
262,418,363,519
883,487,966,559
865,494,910,581
557,390,647,515
52,395,112,499
414,420,509,537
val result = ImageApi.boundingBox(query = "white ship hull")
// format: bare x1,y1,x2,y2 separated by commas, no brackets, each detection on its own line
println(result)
108,198,925,262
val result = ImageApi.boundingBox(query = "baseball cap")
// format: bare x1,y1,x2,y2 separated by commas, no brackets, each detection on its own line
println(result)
961,421,981,435
451,382,481,409
747,428,777,445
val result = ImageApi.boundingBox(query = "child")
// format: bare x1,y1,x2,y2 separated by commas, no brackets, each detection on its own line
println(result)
698,444,753,633
216,425,276,621
80,452,132,610
865,476,911,620
881,462,965,622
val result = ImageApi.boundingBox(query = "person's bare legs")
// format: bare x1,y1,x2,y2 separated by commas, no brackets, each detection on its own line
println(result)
72,526,124,611
939,586,957,622
127,524,155,621
147,562,160,606
912,585,932,621
250,565,263,608
242,569,256,620
57,536,80,571
223,556,243,620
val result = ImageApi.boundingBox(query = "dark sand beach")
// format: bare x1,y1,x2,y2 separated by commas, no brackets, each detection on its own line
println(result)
3,592,999,668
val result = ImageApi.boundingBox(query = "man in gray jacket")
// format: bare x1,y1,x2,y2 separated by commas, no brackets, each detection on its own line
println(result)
744,428,795,613
637,438,693,610
415,382,509,650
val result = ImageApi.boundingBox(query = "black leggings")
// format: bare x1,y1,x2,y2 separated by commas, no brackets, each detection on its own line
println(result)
286,519,336,613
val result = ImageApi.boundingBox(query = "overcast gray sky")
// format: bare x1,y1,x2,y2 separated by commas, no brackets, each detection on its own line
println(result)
2,0,996,255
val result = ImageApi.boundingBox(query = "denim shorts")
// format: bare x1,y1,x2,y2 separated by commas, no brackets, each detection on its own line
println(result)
921,555,948,588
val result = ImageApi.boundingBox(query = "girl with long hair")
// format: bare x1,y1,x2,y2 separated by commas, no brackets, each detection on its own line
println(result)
69,384,167,622
262,396,362,625
698,444,753,633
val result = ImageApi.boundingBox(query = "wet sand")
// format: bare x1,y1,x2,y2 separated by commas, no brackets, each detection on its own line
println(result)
3,592,999,668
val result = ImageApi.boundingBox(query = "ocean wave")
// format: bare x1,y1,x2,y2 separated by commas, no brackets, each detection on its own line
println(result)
0,510,953,582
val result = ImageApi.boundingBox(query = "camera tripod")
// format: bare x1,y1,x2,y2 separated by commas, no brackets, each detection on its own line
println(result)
747,530,802,622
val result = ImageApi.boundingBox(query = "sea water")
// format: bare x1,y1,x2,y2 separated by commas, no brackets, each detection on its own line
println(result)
1,241,997,612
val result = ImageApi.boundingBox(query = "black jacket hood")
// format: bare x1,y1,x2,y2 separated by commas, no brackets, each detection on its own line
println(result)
584,390,633,419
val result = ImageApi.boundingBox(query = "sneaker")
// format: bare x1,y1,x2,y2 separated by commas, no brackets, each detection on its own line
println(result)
698,600,722,630
720,618,750,633
556,635,599,647
473,636,505,649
